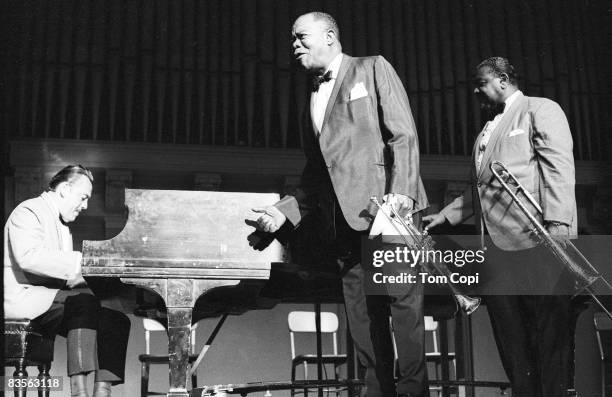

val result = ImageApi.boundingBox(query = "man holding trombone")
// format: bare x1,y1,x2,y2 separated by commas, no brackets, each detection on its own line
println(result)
424,57,577,397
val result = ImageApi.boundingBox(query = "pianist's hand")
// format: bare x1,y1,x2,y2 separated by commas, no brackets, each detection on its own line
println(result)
66,274,87,289
252,206,286,233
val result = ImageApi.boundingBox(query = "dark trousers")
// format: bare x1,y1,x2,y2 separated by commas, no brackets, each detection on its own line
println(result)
335,211,427,397
485,294,575,397
479,244,578,397
34,288,131,384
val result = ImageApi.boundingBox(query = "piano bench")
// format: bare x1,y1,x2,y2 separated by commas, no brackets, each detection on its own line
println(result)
4,319,55,397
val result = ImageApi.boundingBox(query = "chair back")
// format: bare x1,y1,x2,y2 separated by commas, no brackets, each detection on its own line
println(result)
390,316,440,356
424,316,439,353
288,311,340,358
142,318,198,355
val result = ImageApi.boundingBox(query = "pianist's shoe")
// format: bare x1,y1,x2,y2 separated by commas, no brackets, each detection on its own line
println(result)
70,374,89,397
93,381,112,397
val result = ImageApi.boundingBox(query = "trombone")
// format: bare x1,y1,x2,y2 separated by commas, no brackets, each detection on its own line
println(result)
489,160,612,320
370,196,481,315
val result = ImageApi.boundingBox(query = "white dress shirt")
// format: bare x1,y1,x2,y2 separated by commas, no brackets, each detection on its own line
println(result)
311,53,343,134
476,90,522,171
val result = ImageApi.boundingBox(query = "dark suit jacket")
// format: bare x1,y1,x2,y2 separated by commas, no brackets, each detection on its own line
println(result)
277,54,428,232
441,92,577,250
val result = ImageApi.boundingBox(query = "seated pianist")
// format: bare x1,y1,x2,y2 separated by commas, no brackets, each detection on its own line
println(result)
4,165,131,397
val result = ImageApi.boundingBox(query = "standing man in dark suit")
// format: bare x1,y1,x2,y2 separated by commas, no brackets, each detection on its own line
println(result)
4,165,131,397
254,12,428,397
424,57,577,397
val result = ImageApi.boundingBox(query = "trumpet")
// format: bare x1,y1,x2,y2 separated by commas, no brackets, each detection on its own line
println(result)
370,197,481,315
490,160,612,320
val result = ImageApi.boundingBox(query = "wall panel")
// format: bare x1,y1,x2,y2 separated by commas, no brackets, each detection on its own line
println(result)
2,0,609,159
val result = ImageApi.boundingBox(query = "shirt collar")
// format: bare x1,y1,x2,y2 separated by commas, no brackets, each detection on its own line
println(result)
324,53,343,79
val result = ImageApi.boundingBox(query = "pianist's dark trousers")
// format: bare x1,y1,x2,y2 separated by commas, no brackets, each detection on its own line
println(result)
334,211,427,397
33,287,131,384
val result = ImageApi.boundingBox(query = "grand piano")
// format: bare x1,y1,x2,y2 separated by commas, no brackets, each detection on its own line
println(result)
81,189,286,397
82,189,479,397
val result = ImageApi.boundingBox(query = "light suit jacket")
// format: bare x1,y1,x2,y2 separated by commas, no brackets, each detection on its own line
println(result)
441,92,577,250
276,54,428,231
4,192,81,319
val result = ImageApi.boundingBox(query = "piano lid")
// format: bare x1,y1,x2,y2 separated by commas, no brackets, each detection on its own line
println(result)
82,189,285,279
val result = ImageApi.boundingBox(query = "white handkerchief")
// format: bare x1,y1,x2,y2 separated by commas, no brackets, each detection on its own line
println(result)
349,82,368,101
369,202,420,246
508,128,526,137
369,202,399,238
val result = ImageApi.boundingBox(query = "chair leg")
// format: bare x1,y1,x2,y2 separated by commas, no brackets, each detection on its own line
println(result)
603,363,606,397
13,363,28,397
303,361,308,397
191,372,198,389
141,362,150,397
38,364,51,397
334,364,342,397
435,363,442,397
291,363,297,397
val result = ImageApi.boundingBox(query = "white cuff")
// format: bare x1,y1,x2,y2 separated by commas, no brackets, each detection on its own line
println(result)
74,251,82,277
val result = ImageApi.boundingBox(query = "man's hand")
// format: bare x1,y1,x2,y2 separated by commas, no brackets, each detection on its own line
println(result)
546,221,570,247
546,222,570,236
67,274,87,289
252,206,286,233
422,213,447,232
382,193,413,216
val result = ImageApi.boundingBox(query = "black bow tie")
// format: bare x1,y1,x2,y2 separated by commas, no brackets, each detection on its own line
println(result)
491,102,506,117
311,70,333,92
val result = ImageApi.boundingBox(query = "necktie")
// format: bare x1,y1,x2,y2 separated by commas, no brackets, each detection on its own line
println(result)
311,70,332,92
477,102,506,168
490,102,506,118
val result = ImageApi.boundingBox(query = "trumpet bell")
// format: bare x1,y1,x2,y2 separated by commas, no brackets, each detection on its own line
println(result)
456,294,481,316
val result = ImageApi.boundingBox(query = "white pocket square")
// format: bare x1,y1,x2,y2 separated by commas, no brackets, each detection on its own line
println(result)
508,129,526,137
349,82,368,101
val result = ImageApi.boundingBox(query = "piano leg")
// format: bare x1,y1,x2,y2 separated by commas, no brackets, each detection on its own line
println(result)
123,278,240,397
167,307,193,397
